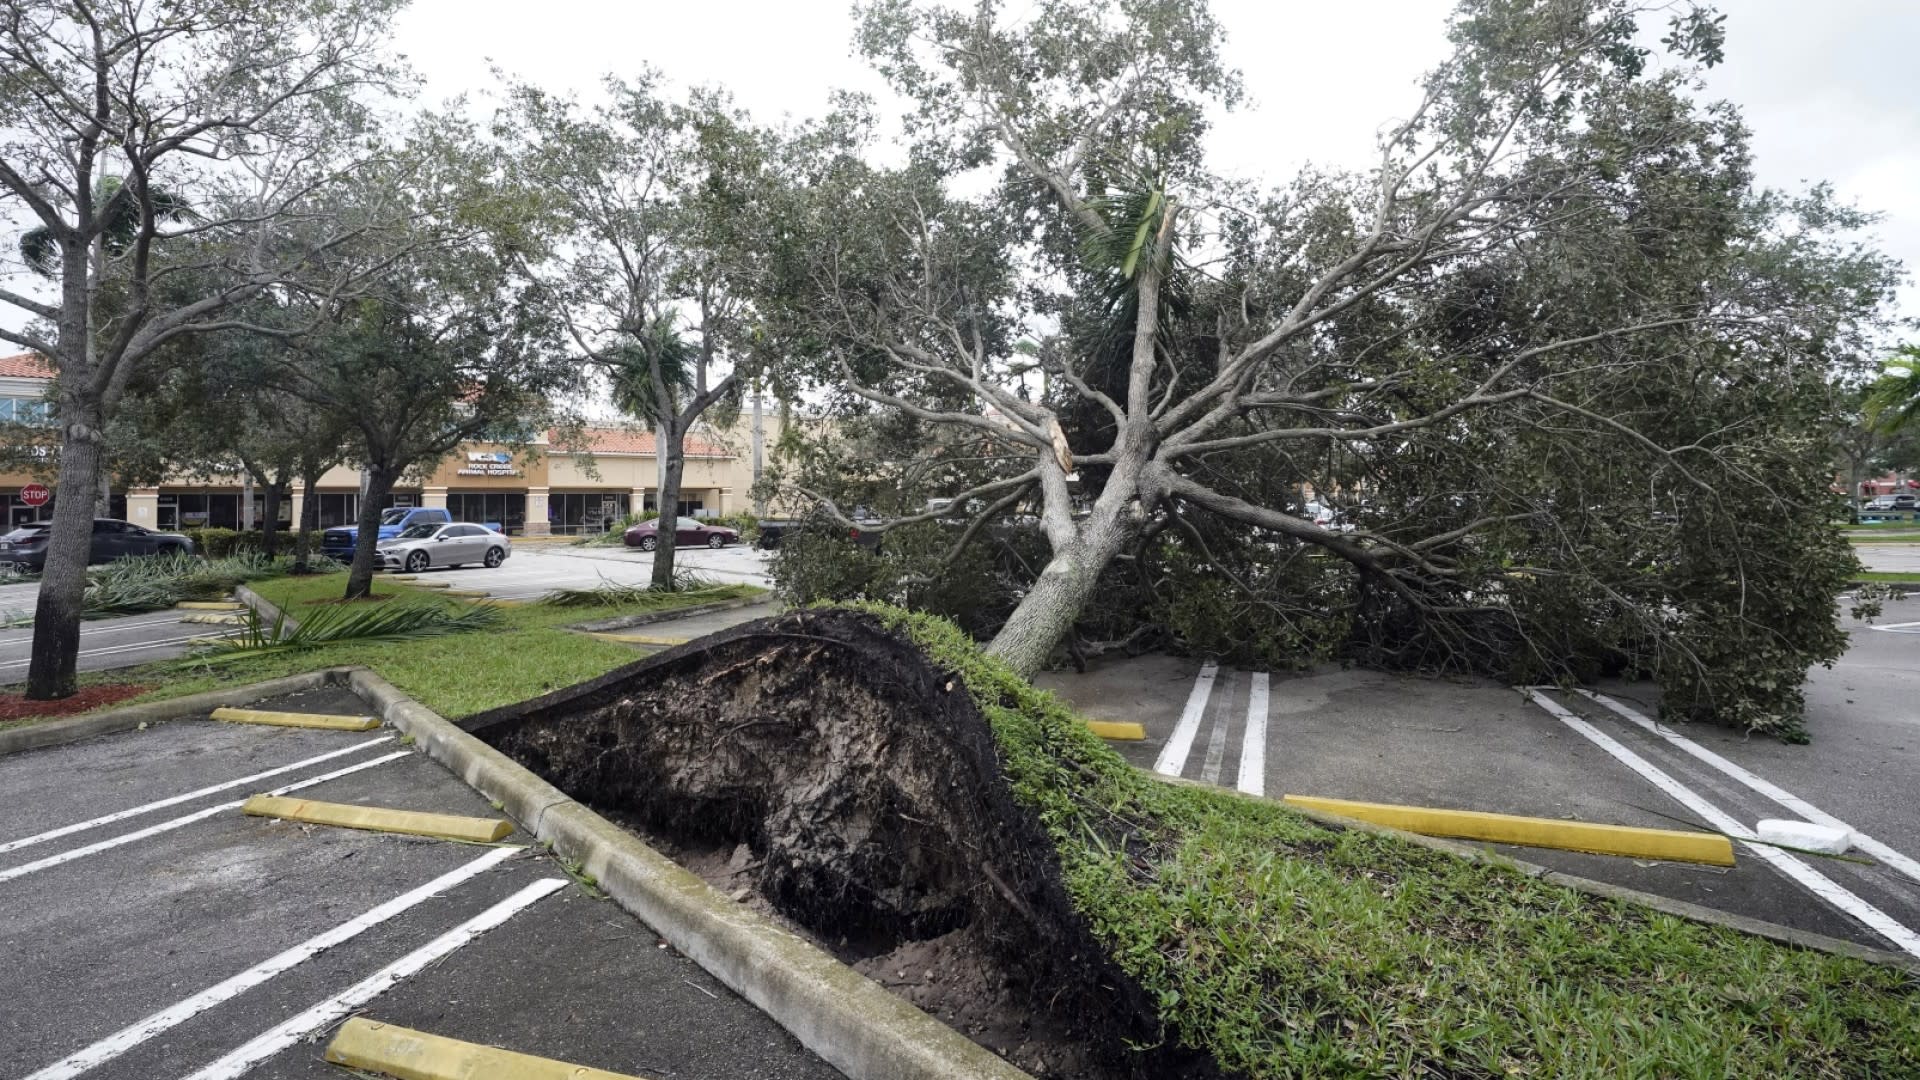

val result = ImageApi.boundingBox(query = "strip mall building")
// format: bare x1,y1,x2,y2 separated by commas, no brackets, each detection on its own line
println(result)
0,352,770,535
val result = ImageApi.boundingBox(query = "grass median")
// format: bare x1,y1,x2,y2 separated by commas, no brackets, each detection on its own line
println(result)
866,604,1920,1078
3,572,763,724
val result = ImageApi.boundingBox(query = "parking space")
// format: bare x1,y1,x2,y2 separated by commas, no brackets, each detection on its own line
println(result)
1038,594,1920,960
0,685,839,1080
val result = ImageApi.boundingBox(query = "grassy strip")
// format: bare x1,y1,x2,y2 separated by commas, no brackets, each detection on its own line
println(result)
1851,572,1920,584
851,603,1920,1079
9,573,762,722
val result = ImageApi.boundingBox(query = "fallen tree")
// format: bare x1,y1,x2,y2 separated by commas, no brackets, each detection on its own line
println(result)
466,607,1920,1079
764,0,1895,738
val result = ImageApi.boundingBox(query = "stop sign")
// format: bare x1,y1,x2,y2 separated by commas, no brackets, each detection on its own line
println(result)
19,483,50,508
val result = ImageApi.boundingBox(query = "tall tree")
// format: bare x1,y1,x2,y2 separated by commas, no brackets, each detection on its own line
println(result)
0,0,407,698
499,78,775,586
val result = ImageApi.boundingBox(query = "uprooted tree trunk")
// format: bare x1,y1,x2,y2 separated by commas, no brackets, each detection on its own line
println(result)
465,608,1221,1079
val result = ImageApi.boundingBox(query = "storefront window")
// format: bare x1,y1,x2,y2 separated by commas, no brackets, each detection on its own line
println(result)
447,493,527,534
547,492,629,535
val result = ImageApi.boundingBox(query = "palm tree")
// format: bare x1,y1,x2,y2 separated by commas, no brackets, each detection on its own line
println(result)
1865,345,1920,435
17,177,195,277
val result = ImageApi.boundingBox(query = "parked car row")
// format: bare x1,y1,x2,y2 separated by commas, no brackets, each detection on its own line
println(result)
0,518,195,572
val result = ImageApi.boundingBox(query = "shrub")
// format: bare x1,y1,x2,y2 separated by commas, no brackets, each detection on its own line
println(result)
184,527,325,557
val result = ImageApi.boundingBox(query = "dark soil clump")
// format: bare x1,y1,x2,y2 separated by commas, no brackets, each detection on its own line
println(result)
466,608,1221,1080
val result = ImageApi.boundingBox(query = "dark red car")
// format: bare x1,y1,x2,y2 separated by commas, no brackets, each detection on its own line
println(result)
622,516,739,551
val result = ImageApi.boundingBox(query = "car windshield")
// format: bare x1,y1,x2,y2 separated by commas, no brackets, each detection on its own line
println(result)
2,525,49,540
679,517,702,529
394,524,439,540
379,509,413,525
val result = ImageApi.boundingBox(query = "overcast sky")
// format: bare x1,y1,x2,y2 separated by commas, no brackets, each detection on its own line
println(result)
4,2,1915,342
391,0,1920,322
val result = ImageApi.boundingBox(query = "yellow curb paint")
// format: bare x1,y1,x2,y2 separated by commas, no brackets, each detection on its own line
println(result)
243,796,514,843
439,590,488,598
326,1018,649,1080
179,613,247,625
405,581,453,589
1085,720,1147,741
175,600,245,611
210,707,381,732
1281,794,1736,867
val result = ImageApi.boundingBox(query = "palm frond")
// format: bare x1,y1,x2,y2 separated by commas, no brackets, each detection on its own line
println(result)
186,598,501,664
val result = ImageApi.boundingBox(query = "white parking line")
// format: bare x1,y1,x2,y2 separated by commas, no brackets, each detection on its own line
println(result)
0,737,396,857
1153,662,1218,777
0,751,409,884
21,845,523,1080
1198,672,1235,785
0,631,209,671
1867,621,1920,634
0,611,185,645
1574,689,1920,887
1526,690,1920,959
1238,673,1270,797
179,877,568,1080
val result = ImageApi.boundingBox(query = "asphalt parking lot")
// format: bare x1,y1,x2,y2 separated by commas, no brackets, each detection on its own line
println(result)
0,608,222,681
1038,594,1920,960
0,685,839,1079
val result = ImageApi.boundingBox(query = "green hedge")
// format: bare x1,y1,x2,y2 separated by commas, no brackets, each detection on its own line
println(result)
183,527,326,557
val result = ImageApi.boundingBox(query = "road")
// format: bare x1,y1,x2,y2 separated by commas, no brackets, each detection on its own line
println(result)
0,610,220,683
0,684,838,1079
1856,542,1920,575
1038,593,1920,960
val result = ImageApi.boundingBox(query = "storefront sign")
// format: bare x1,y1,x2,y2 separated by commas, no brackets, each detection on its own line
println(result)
456,450,521,478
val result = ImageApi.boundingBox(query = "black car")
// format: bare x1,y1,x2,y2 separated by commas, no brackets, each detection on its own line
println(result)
0,518,195,571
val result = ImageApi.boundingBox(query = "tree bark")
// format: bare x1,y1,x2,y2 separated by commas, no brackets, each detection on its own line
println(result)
984,525,1131,679
260,477,285,558
26,419,103,699
344,466,395,599
651,427,686,589
294,456,324,573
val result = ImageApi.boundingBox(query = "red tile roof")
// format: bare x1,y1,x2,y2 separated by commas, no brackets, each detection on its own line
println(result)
0,352,54,379
554,426,736,459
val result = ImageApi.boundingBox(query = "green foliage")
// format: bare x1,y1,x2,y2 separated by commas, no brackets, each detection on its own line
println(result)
536,580,756,608
182,528,327,558
82,552,294,617
856,603,1920,1078
185,597,502,663
1865,345,1920,434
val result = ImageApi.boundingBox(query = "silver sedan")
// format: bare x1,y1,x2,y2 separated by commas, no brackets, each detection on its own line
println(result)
376,522,511,573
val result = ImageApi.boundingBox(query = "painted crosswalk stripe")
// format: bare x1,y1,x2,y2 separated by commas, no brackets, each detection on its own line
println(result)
0,751,409,884
0,737,395,857
1526,690,1920,960
1238,673,1269,797
179,878,569,1080
1153,662,1218,777
21,846,523,1080
1574,689,1920,887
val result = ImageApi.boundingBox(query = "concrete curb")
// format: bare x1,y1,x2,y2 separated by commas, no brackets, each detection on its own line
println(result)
0,668,341,757
343,666,1032,1080
1274,794,1920,973
569,595,773,634
234,582,296,631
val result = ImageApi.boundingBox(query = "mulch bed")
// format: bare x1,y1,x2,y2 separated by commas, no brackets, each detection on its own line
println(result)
0,682,151,722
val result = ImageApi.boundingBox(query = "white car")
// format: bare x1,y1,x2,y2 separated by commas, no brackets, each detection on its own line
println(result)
376,522,511,573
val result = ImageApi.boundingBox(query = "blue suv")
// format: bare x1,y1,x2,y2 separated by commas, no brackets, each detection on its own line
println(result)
322,506,453,557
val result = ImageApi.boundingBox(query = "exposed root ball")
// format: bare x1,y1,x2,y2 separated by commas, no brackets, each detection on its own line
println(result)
464,609,1217,1079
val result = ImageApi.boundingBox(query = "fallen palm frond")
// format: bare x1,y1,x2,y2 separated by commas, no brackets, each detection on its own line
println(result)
81,552,295,617
184,598,502,663
537,575,738,608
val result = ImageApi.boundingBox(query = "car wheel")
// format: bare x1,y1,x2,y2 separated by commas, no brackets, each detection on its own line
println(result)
484,547,505,568
638,536,658,551
405,550,429,573
707,534,726,549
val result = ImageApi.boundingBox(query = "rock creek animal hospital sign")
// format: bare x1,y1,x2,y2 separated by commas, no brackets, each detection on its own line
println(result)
456,451,521,478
